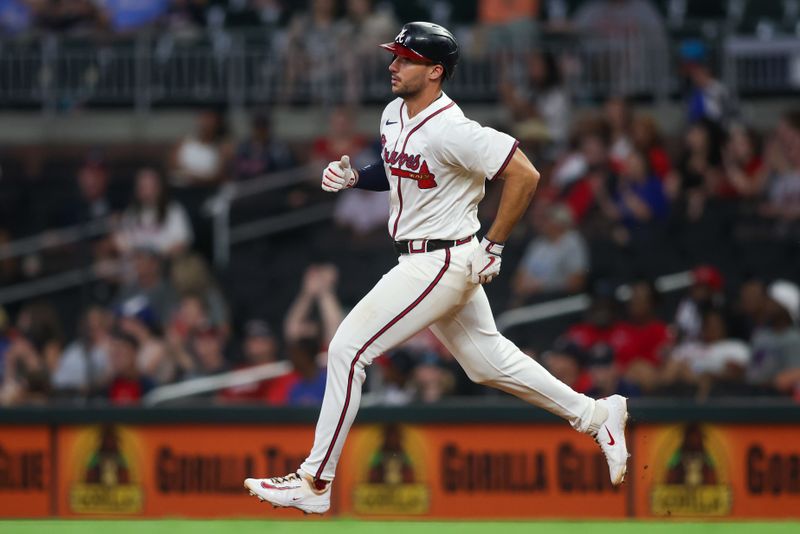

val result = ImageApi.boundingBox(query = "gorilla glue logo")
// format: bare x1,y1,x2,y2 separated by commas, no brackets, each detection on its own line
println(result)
352,424,430,515
69,425,143,514
649,424,732,516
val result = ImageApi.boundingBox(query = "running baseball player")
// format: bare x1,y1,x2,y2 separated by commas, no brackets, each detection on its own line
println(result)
245,21,629,514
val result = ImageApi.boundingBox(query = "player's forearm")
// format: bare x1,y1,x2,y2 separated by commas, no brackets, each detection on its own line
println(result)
485,149,539,243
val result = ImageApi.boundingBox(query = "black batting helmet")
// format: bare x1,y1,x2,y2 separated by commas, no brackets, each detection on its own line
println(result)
379,21,460,80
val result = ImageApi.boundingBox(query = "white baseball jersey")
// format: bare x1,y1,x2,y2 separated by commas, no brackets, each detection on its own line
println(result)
379,92,519,241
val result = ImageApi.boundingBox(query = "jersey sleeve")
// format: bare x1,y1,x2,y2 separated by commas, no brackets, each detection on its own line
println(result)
434,117,519,181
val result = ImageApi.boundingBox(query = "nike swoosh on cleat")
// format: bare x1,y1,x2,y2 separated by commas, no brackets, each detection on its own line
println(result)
385,120,397,125
605,425,615,446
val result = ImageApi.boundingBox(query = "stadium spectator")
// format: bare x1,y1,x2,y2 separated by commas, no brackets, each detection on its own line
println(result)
613,280,671,391
51,305,112,397
674,265,725,343
114,247,178,326
594,149,669,241
585,343,641,399
412,351,456,404
170,108,233,188
663,308,750,399
104,328,154,405
219,319,298,404
167,293,211,350
235,112,296,181
178,325,230,381
679,39,739,128
604,97,634,173
371,348,416,406
1,302,63,405
748,280,800,395
500,49,571,157
541,337,591,394
98,0,169,34
0,0,32,35
572,0,668,96
721,124,765,198
170,253,229,333
310,107,369,168
284,264,343,349
114,167,193,259
338,0,397,102
727,278,768,341
61,159,113,226
285,337,326,406
759,110,800,236
551,118,615,224
283,0,341,104
511,203,589,305
566,283,621,349
631,114,672,180
117,296,173,385
0,307,9,383
30,0,104,35
165,0,208,33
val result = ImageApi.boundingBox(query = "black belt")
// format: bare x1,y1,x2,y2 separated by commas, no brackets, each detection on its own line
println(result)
394,236,473,255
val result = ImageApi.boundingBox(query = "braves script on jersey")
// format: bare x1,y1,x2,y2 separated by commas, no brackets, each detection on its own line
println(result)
379,93,519,240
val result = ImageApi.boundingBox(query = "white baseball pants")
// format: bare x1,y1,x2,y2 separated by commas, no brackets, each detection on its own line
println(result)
300,238,598,481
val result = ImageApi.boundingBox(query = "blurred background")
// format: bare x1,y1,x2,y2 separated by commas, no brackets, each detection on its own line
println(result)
0,0,799,521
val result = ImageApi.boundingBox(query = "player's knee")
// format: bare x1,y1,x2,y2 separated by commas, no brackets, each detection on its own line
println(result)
466,367,501,386
326,335,350,368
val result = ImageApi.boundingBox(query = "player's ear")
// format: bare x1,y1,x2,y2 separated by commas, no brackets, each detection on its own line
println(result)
428,64,444,82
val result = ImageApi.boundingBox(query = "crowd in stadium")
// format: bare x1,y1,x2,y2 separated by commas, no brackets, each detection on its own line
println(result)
1,0,799,407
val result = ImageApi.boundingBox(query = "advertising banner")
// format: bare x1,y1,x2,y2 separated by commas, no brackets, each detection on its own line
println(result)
633,423,800,518
2,420,798,519
337,423,626,518
0,425,51,518
56,424,318,518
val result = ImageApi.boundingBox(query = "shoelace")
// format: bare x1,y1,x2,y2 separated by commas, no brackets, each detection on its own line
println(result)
268,473,301,485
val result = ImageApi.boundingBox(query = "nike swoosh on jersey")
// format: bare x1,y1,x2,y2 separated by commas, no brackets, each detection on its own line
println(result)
385,120,398,125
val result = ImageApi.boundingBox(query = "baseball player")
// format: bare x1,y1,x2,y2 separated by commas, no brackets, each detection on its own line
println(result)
245,22,629,514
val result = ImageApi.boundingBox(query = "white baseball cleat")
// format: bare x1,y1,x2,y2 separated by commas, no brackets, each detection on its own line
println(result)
594,395,630,486
244,471,331,515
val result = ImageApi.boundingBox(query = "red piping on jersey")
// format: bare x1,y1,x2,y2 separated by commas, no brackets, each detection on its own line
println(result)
314,248,451,480
488,139,520,181
391,101,456,239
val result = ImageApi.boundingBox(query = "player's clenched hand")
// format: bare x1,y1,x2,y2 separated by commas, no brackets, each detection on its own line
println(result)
321,155,357,192
468,237,504,284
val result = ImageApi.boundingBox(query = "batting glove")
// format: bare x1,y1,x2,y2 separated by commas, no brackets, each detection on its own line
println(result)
468,237,504,284
321,155,357,192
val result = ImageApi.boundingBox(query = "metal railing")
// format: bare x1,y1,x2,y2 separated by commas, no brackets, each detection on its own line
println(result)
3,29,797,111
205,164,337,267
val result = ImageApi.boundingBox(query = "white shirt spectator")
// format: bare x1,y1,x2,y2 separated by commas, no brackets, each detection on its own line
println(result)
518,229,588,292
116,202,193,256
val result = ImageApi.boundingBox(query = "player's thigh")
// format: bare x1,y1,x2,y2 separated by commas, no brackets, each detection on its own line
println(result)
331,252,461,363
429,285,510,381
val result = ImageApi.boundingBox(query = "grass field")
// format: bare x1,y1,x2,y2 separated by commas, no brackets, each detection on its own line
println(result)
1,521,799,534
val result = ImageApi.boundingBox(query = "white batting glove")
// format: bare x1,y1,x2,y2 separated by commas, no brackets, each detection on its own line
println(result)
468,237,504,284
321,155,357,192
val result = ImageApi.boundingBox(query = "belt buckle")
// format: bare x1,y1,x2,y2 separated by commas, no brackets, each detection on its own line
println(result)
408,239,427,254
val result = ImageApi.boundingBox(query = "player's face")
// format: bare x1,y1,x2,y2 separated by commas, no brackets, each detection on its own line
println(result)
388,55,436,97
